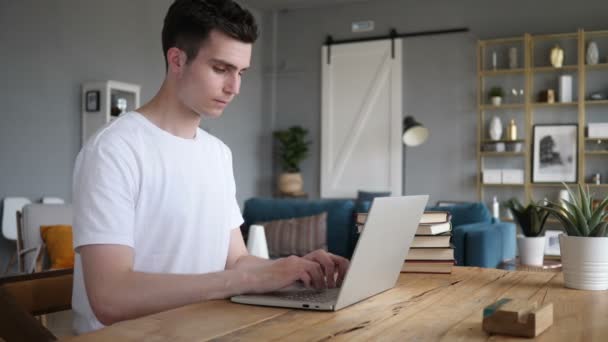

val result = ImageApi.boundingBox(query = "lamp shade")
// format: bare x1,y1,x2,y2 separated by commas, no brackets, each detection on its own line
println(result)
402,116,429,146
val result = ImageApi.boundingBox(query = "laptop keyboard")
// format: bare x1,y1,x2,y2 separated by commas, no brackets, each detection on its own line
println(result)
270,288,339,303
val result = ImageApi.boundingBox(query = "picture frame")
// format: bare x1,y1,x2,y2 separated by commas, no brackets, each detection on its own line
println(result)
85,90,100,112
544,230,563,257
532,124,578,183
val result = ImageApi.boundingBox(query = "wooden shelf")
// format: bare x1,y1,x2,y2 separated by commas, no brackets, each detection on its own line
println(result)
585,151,608,155
480,152,525,157
531,183,575,187
482,183,525,187
531,102,578,107
481,139,525,143
585,137,608,142
532,65,578,72
585,100,608,105
481,68,525,76
586,184,608,188
532,32,578,40
585,63,608,70
479,104,525,110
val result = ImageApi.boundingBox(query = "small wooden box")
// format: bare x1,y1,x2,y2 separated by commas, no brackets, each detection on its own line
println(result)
482,298,553,338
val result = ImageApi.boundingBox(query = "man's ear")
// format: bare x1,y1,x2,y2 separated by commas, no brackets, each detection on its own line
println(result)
166,47,187,75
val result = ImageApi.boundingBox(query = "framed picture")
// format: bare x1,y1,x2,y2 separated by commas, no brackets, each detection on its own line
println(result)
532,124,578,183
85,90,100,112
544,230,563,257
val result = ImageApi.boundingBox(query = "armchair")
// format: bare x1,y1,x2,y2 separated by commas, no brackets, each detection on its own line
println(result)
428,202,516,268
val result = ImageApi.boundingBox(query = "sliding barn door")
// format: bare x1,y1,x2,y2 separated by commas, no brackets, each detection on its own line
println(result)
321,39,403,198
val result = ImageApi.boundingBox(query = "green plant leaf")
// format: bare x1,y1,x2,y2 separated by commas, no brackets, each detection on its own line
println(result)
563,182,581,208
579,184,592,219
588,197,608,231
590,222,608,237
563,199,589,236
541,204,582,236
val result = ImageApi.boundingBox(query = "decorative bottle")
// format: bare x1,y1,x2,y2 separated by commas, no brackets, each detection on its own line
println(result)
507,119,517,141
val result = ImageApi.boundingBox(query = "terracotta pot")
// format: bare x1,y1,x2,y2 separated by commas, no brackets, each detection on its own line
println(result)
278,172,303,194
560,235,608,291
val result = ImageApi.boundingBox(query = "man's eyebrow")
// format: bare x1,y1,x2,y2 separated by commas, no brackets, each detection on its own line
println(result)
210,58,249,72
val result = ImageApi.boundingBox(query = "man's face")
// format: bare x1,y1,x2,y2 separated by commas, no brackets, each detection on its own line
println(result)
176,30,252,118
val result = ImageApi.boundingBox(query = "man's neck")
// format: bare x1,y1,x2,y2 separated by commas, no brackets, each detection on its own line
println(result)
137,81,201,139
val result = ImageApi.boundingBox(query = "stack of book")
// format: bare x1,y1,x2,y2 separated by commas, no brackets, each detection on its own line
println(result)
402,211,454,274
355,211,454,274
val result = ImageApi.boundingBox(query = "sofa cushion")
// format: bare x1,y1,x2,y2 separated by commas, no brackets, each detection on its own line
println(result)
243,198,356,258
427,202,492,227
259,212,327,258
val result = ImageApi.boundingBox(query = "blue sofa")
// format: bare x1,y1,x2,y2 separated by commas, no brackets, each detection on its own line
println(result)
242,198,515,268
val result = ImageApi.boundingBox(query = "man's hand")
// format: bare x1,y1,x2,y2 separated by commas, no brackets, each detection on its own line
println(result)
245,250,350,293
302,250,349,288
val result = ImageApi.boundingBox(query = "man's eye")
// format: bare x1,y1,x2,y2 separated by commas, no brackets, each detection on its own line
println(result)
213,66,227,73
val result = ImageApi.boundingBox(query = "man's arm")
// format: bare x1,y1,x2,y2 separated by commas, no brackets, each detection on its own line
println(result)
81,229,349,326
79,244,251,326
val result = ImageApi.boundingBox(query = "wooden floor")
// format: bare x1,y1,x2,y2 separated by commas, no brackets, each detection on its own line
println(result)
73,267,608,341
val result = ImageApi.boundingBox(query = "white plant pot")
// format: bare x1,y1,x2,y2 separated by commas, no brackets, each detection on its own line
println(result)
517,235,545,266
560,235,608,291
491,96,502,106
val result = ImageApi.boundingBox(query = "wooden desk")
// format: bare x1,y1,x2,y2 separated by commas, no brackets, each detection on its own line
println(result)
74,267,608,341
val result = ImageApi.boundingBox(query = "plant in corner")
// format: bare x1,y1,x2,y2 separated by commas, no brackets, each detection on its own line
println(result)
489,86,504,106
273,126,311,195
505,198,550,266
541,183,608,290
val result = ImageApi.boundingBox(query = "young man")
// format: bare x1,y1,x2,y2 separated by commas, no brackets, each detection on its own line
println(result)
71,0,349,334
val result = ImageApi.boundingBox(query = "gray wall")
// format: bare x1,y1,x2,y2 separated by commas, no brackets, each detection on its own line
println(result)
0,0,270,271
268,0,608,203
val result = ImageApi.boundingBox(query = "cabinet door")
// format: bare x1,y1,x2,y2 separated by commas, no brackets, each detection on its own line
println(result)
321,39,403,198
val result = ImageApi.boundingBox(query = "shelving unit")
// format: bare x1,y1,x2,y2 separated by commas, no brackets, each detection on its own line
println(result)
477,29,608,210
81,80,141,144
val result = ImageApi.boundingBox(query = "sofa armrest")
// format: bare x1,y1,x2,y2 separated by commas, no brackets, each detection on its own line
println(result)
452,222,516,268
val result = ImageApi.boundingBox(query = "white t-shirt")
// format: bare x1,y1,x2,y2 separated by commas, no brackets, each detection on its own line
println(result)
71,111,243,334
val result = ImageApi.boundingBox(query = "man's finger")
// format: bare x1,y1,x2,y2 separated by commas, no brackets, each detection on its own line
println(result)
330,254,350,287
311,252,336,288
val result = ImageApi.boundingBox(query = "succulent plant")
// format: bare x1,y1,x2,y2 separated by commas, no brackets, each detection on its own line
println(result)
489,86,504,98
541,183,608,237
504,198,550,237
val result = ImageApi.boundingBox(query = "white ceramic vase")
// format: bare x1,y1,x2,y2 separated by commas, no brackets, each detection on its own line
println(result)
560,235,608,290
517,235,545,266
491,96,502,106
489,116,503,141
587,41,599,65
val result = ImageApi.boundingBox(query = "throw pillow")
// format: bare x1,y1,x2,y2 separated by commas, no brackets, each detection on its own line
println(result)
258,212,328,258
40,225,74,269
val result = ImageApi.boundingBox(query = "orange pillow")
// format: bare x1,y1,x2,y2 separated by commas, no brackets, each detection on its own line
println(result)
40,225,74,269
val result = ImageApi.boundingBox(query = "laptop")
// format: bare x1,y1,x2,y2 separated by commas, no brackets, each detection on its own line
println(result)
231,195,429,311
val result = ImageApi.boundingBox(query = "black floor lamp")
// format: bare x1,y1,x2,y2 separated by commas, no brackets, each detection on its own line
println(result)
402,116,429,195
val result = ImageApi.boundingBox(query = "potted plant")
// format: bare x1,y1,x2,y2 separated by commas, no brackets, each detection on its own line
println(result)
273,126,311,195
541,184,608,290
489,87,504,106
505,198,550,266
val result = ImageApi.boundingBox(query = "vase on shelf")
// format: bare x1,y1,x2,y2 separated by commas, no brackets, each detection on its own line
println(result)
550,45,564,68
587,41,599,65
489,116,503,141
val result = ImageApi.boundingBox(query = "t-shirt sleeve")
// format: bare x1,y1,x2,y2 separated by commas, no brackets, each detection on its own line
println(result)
224,146,244,231
72,137,137,250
